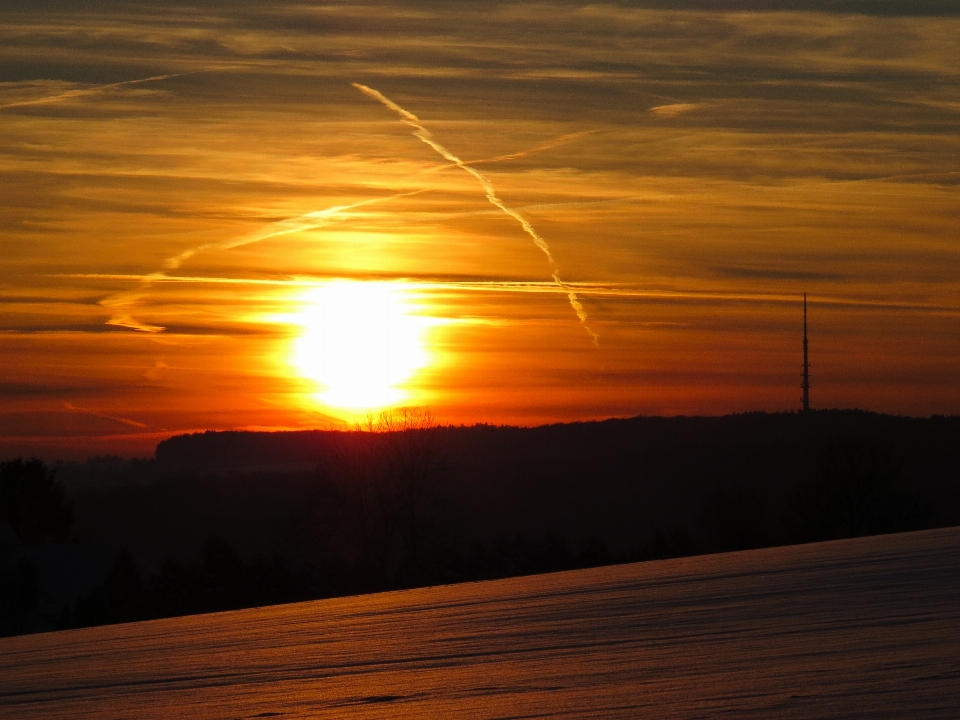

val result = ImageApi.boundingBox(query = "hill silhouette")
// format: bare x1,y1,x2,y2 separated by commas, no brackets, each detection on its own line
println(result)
149,410,959,549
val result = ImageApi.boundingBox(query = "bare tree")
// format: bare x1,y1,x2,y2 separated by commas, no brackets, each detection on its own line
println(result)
364,407,442,583
310,407,443,590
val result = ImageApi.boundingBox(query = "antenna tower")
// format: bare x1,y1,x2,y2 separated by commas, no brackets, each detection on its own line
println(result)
801,293,810,412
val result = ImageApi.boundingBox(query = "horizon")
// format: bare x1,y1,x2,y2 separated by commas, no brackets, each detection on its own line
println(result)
25,406,960,465
3,1,959,461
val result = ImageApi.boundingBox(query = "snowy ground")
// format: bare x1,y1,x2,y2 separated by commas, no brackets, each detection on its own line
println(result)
2,527,958,719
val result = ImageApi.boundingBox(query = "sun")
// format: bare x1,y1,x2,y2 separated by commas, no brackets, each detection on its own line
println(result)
289,280,438,412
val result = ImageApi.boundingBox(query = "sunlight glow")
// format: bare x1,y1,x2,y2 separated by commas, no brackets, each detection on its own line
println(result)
289,281,438,412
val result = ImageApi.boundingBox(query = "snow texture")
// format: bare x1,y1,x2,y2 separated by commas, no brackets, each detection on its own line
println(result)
2,527,958,719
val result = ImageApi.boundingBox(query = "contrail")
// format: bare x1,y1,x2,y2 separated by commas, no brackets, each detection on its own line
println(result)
164,191,423,270
0,74,181,111
101,190,422,331
64,402,150,429
352,82,598,346
469,131,595,166
99,110,593,333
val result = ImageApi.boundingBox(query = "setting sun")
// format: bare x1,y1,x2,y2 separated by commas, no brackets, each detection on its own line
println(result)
2,0,960,460
289,281,438,413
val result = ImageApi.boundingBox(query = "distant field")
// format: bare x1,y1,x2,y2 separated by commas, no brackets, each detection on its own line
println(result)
2,528,958,719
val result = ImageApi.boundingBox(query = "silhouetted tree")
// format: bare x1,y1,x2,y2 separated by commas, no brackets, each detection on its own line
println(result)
308,407,445,590
789,436,926,542
368,407,445,584
0,457,73,543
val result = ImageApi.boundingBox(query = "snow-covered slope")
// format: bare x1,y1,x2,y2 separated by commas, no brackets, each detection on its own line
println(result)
2,527,958,719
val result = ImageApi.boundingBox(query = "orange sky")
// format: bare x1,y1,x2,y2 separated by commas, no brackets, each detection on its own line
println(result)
2,2,959,459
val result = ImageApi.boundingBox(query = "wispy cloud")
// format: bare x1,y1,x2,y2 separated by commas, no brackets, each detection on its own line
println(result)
651,103,698,117
104,313,166,333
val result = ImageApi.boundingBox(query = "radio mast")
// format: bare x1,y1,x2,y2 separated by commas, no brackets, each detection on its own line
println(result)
801,293,810,412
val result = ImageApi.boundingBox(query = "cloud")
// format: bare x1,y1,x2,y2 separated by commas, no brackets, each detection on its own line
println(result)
104,314,165,333
712,266,847,281
651,103,699,117
143,360,169,381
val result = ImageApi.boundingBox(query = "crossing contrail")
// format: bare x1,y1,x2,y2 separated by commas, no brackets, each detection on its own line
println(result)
352,82,598,346
99,95,594,335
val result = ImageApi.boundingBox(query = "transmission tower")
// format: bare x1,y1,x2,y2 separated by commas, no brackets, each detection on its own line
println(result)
801,293,810,412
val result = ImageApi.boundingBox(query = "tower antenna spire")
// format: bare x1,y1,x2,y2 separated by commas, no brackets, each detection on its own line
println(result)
801,293,810,412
